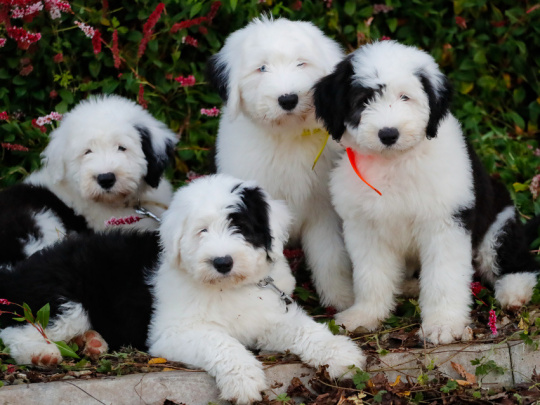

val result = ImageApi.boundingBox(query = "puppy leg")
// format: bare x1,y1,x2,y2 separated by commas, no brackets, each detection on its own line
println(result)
302,206,354,310
150,327,267,404
495,272,538,311
335,221,402,331
259,305,366,378
0,324,62,366
418,225,473,345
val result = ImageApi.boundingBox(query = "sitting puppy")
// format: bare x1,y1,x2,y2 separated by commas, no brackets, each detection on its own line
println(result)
0,174,365,404
207,16,354,311
0,94,176,266
313,40,539,344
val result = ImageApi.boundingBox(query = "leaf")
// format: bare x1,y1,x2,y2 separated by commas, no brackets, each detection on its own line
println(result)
451,361,477,384
189,3,202,18
344,1,356,16
229,0,237,11
36,303,50,329
148,357,167,364
387,18,398,33
54,341,80,359
353,369,371,390
22,303,35,323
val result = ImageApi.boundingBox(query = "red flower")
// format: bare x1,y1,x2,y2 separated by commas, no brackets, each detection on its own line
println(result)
138,2,165,59
174,75,196,86
200,107,220,117
183,35,198,48
488,309,498,336
471,281,485,297
92,29,102,54
0,299,12,305
381,36,391,41
31,118,47,133
207,1,221,21
138,84,148,109
53,53,63,63
49,90,58,99
198,25,208,35
20,63,33,76
0,111,8,120
1,143,29,152
325,306,337,317
6,26,41,50
111,29,121,68
0,38,6,48
455,16,467,29
171,16,207,33
291,0,302,11
6,364,16,374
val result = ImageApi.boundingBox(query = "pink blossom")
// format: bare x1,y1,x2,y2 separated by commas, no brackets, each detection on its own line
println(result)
324,0,332,8
200,107,220,117
0,111,8,120
138,2,165,58
75,21,96,38
0,38,6,48
112,29,121,68
488,309,498,336
105,215,142,226
182,35,198,47
373,4,393,14
138,84,148,109
92,29,102,54
1,143,29,152
6,26,41,49
35,112,63,126
53,53,64,63
44,0,71,19
6,364,16,374
381,36,391,41
174,75,196,87
10,1,43,19
0,298,12,305
455,16,467,29
534,149,540,157
530,174,540,199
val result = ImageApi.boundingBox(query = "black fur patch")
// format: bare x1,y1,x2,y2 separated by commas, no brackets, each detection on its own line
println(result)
0,230,160,350
228,186,272,254
205,55,229,101
136,125,175,189
313,55,355,141
416,72,452,139
0,184,90,267
453,141,539,278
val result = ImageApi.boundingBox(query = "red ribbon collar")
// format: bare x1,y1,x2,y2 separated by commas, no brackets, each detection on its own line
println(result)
346,147,382,196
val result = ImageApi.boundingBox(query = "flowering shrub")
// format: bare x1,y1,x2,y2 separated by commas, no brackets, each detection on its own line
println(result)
0,0,539,222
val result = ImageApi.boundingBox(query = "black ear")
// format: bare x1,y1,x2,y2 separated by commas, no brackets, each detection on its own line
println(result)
205,54,229,101
136,125,175,188
313,56,355,141
417,72,452,139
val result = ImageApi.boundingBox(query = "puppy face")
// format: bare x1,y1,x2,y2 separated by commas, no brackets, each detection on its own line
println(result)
207,17,343,126
314,41,452,155
42,95,176,205
160,175,291,288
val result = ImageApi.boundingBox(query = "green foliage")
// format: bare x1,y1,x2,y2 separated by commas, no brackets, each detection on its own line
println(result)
373,390,387,402
471,357,506,378
274,393,292,403
1,0,539,222
440,379,459,393
352,368,371,390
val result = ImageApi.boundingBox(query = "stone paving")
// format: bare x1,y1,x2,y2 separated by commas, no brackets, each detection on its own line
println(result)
0,339,537,405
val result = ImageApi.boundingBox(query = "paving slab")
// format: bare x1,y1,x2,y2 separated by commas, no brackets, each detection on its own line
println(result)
0,340,538,404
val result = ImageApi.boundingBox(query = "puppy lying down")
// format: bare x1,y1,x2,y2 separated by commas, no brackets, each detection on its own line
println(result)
0,174,365,404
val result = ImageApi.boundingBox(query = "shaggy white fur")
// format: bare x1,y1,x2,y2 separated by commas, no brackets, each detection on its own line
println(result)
148,174,366,404
26,94,177,232
208,16,354,310
314,40,539,345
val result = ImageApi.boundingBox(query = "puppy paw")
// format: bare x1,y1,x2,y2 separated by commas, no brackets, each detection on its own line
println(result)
71,330,109,357
217,365,267,404
419,322,468,345
31,346,62,366
324,336,367,379
495,273,537,311
334,307,381,332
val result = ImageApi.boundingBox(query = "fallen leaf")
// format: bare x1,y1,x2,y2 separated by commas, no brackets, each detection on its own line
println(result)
148,357,167,364
451,361,476,384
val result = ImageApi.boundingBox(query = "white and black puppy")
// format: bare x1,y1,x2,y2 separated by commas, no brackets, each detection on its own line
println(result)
313,40,539,344
207,16,355,310
0,94,176,267
0,174,365,404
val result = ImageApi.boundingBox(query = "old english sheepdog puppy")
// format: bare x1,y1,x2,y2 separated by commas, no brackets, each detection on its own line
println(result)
0,174,365,404
207,16,355,310
313,40,539,344
0,94,176,267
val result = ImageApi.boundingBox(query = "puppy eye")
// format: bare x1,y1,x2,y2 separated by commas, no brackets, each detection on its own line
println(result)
199,229,208,234
400,95,410,101
84,149,92,155
118,146,126,152
258,65,268,72
297,62,306,67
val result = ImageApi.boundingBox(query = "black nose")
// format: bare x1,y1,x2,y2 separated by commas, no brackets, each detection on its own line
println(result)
213,255,233,274
97,172,116,190
378,127,399,146
278,94,298,111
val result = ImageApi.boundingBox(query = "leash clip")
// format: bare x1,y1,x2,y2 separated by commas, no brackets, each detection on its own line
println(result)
257,276,293,306
134,204,161,223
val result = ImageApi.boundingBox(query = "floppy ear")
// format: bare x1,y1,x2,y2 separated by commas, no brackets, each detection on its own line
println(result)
136,125,175,188
313,55,355,141
205,54,229,102
41,126,67,183
416,71,452,139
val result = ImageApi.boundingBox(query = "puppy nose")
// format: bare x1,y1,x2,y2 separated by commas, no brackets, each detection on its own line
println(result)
278,94,298,111
213,255,233,274
378,127,399,146
97,172,116,190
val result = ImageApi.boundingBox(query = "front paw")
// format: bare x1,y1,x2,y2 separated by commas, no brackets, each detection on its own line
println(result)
335,306,382,332
217,364,267,404
419,321,469,345
324,335,367,378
